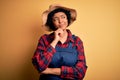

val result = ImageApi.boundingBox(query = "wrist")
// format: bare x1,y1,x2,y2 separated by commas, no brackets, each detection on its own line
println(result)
50,39,59,48
51,68,61,75
49,68,61,75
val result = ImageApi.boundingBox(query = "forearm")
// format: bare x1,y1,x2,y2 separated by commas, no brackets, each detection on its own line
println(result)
41,68,61,76
32,45,56,72
50,39,59,48
61,64,87,79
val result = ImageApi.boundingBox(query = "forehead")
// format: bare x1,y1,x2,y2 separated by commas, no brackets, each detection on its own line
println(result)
53,12,67,17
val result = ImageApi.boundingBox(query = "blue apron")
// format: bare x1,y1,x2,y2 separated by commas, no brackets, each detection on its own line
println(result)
40,42,78,80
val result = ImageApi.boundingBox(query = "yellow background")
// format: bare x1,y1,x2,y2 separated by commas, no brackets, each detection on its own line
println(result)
0,0,120,80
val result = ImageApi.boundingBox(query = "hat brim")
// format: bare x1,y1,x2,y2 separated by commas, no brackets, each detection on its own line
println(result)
42,4,77,30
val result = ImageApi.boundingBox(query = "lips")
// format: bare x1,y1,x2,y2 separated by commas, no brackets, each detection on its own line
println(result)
59,24,64,27
59,23,65,27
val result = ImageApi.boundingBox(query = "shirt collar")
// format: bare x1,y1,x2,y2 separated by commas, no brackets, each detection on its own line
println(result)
66,29,74,43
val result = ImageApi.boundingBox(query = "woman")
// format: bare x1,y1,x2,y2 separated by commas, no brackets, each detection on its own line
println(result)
32,4,87,80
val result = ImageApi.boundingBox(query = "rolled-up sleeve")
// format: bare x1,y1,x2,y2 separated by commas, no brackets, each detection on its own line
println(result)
61,36,87,80
32,35,56,72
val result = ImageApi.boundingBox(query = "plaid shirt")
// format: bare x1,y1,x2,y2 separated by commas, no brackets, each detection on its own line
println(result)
32,29,87,80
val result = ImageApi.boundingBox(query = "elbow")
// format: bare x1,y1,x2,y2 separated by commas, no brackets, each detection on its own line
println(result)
32,57,46,72
78,65,88,79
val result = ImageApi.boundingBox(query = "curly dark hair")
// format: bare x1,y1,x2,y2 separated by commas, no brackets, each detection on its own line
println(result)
45,8,71,31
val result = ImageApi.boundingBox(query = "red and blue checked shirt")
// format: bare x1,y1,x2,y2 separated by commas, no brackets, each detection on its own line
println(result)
32,29,87,79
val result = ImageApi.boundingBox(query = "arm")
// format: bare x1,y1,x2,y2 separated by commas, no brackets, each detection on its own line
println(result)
32,35,56,72
40,36,87,79
32,28,63,73
41,68,61,75
60,36,87,79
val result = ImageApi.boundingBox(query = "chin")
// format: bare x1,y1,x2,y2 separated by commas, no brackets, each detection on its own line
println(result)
60,26,67,29
61,27,66,30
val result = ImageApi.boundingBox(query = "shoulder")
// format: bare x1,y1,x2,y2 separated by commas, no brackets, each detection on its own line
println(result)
72,35,84,50
39,34,48,41
38,33,54,44
72,35,83,43
39,32,53,39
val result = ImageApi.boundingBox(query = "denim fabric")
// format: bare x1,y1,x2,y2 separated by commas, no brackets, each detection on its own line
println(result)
40,42,78,80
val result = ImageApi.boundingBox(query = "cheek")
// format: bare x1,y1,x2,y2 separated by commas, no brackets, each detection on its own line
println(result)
65,19,68,26
53,22,59,27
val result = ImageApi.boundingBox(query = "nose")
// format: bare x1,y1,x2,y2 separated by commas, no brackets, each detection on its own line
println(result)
58,18,63,23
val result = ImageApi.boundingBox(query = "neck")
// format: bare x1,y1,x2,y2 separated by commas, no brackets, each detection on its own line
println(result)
59,29,68,44
61,29,67,37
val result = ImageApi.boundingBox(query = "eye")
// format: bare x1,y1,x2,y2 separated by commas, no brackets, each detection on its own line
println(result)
61,15,66,19
52,17,59,22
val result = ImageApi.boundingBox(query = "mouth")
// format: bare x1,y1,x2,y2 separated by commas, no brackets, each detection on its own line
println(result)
59,23,64,26
59,23,66,27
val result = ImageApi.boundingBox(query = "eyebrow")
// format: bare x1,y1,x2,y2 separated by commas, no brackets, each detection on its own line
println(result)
53,14,66,19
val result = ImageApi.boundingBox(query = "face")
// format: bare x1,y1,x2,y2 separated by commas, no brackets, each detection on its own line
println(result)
52,12,68,30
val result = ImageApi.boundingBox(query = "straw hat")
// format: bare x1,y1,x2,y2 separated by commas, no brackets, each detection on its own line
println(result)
42,4,77,30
